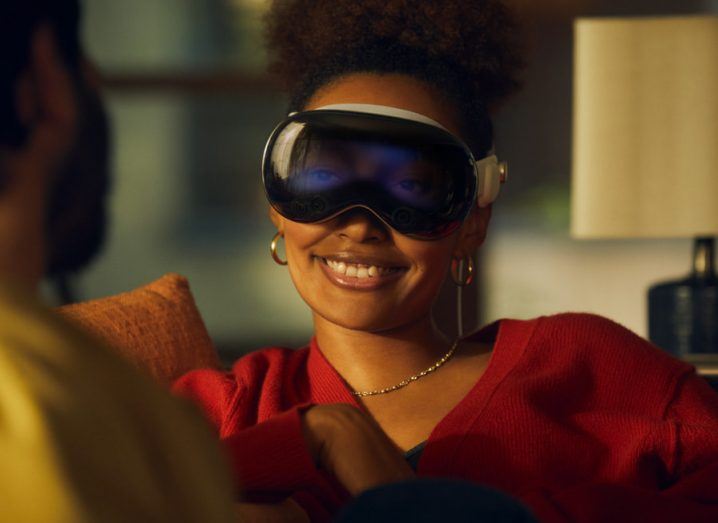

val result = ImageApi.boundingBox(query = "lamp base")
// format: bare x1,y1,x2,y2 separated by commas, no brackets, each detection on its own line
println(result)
648,277,718,356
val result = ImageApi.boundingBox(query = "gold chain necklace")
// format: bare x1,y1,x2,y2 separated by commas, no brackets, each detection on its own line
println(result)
351,339,460,397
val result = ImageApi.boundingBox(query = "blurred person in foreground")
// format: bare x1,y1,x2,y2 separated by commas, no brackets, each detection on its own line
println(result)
0,2,236,521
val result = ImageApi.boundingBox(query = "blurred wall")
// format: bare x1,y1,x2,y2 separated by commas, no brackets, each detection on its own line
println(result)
80,0,309,353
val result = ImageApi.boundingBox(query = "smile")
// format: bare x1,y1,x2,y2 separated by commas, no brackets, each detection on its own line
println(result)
322,258,403,279
317,255,407,290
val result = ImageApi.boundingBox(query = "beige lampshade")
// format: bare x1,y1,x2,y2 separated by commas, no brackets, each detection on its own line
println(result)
571,15,718,239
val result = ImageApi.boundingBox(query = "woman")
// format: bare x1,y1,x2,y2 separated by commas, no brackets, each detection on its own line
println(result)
174,1,718,521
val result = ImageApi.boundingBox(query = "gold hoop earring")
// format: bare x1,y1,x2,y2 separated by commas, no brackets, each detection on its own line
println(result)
451,256,474,287
270,231,287,266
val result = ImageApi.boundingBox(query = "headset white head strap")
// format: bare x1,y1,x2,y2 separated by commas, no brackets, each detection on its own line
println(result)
312,103,450,131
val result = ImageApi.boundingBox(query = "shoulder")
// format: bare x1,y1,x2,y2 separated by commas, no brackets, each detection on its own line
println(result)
530,312,690,369
499,313,693,409
532,312,686,369
0,287,236,520
477,312,670,364
0,282,155,391
0,283,217,429
0,280,91,360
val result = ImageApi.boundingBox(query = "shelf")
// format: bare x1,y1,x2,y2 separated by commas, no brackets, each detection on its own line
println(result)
101,71,281,94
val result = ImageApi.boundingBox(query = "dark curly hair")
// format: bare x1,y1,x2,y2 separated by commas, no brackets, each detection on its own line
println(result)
264,0,524,156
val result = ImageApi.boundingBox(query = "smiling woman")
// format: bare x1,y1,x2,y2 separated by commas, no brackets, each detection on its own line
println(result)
172,1,718,522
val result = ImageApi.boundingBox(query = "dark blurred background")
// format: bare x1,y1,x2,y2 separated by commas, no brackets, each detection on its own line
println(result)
74,0,717,360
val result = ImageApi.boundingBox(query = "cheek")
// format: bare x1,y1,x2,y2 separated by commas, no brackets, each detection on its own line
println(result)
397,235,456,277
283,222,326,258
282,222,330,289
393,235,457,304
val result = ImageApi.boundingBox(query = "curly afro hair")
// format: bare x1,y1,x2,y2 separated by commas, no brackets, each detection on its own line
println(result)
264,0,524,156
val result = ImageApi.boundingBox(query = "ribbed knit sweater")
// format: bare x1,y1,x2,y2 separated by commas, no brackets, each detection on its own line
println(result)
174,313,718,522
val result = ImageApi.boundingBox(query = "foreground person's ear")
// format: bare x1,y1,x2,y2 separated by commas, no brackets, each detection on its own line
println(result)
9,24,77,173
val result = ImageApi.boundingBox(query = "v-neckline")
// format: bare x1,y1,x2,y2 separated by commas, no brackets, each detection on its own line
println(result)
305,318,539,474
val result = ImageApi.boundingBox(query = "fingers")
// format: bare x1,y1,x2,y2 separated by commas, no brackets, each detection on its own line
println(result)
302,404,415,495
329,426,414,495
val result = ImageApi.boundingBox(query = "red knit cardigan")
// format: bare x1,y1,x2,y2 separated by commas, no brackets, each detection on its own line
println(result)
174,313,718,522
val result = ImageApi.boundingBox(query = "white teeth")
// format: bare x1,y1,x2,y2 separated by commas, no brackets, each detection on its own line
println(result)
324,259,390,278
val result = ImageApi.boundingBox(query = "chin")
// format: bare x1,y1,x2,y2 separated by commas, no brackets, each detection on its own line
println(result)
319,312,398,333
296,278,430,332
311,299,412,333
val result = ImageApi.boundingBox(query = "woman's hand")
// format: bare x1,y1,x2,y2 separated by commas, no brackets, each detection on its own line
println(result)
301,404,415,495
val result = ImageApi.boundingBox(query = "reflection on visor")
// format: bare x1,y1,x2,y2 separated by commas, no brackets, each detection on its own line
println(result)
288,138,452,211
263,110,478,239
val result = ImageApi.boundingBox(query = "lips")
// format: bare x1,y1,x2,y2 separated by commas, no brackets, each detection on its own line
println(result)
323,258,403,279
316,253,408,289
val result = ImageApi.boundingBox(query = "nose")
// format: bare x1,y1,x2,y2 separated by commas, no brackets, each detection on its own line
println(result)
333,208,389,243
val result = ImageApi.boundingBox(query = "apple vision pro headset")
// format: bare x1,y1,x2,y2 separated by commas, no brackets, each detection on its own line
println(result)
262,103,507,239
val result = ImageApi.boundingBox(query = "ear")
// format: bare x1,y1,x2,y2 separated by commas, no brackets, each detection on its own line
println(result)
453,205,492,258
8,24,76,172
268,206,285,231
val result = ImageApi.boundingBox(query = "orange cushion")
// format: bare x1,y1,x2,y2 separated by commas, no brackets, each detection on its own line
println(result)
56,274,220,384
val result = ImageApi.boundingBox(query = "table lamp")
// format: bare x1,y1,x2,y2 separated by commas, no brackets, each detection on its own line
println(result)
571,15,718,356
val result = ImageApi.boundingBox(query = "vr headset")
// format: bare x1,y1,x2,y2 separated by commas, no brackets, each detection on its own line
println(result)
262,104,507,240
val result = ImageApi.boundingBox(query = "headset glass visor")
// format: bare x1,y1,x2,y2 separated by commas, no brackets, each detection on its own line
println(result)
263,110,478,239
